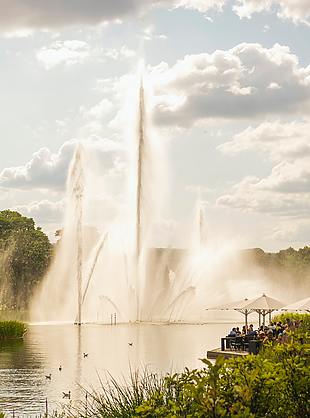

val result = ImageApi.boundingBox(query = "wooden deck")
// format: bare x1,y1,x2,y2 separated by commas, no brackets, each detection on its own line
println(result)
207,348,249,359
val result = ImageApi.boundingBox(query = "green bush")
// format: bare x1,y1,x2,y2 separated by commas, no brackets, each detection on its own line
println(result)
134,314,310,417
135,338,310,417
273,312,310,328
0,320,27,339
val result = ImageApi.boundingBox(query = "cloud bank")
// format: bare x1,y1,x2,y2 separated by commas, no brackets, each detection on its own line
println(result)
0,138,124,191
217,119,310,217
151,43,310,126
1,0,309,34
14,199,64,224
234,0,310,25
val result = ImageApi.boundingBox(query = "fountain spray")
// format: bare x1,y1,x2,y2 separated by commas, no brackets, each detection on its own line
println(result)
70,145,84,325
135,80,145,321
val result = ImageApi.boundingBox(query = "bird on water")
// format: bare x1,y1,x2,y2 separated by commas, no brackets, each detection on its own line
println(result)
63,391,71,399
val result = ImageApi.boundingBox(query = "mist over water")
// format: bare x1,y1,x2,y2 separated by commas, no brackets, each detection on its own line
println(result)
30,75,290,325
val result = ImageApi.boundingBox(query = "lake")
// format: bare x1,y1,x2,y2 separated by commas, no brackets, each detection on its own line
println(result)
0,322,234,415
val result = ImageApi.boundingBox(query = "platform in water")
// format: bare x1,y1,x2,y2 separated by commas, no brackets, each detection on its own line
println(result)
207,348,249,359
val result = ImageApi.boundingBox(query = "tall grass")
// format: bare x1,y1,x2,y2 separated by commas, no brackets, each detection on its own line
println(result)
0,320,27,339
69,369,165,418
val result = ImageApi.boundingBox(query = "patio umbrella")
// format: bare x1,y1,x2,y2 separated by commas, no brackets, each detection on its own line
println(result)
207,294,286,327
206,297,255,327
281,296,310,312
241,294,285,326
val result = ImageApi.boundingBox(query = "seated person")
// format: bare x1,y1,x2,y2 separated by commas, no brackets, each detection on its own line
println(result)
236,327,241,336
228,327,237,337
247,324,257,336
263,329,274,344
241,325,247,335
258,332,266,341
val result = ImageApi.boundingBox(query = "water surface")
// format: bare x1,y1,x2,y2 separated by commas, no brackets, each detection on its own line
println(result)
0,322,232,415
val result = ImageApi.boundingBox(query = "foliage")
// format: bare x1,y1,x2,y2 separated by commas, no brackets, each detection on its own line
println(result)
134,314,310,417
69,370,165,418
273,312,310,324
0,210,52,309
243,246,310,287
0,320,27,339
135,343,310,417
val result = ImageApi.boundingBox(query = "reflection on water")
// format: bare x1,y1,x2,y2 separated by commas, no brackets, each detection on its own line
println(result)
0,323,231,414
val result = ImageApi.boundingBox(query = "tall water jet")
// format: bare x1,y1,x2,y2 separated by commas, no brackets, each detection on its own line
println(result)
193,198,207,251
198,205,205,249
135,80,146,321
30,143,87,322
70,145,84,325
81,233,108,307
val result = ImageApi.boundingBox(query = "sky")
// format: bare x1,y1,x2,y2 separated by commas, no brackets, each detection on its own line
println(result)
1,0,310,251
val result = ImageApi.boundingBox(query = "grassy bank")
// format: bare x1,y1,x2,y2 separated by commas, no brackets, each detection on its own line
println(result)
0,320,27,340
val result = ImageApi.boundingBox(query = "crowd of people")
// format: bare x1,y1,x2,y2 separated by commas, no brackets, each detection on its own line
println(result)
227,318,302,346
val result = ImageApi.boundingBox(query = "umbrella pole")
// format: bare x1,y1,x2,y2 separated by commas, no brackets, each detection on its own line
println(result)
258,311,261,327
269,311,271,324
245,311,248,328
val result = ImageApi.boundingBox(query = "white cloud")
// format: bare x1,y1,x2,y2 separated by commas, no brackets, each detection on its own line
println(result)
217,174,310,217
219,120,310,162
78,99,115,135
234,0,310,25
0,0,222,33
217,119,310,217
150,43,310,126
140,25,169,41
263,24,270,32
0,0,309,34
36,40,94,69
233,0,273,19
14,199,64,224
0,0,151,31
270,219,310,244
4,29,34,38
82,99,114,121
0,138,124,191
36,41,136,70
104,45,136,60
175,0,226,13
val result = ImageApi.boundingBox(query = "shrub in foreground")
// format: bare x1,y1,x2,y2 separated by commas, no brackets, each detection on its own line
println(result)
135,338,309,417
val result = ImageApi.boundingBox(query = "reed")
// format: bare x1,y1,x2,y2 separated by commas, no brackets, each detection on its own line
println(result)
70,369,165,418
0,320,27,340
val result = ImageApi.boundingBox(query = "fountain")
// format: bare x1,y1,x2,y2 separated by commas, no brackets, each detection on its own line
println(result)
31,75,243,325
134,81,145,321
72,146,84,325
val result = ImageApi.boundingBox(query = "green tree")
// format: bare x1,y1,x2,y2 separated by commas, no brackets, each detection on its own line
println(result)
0,210,52,309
